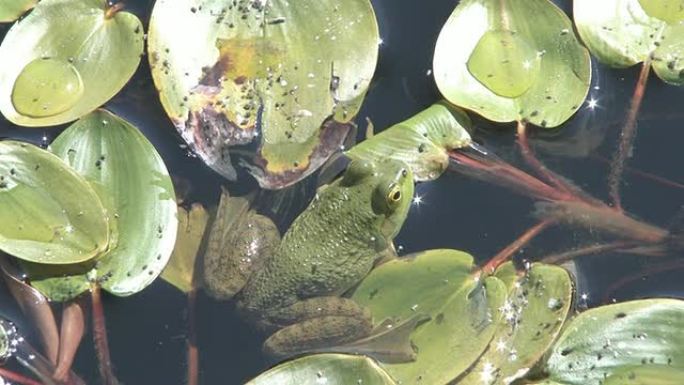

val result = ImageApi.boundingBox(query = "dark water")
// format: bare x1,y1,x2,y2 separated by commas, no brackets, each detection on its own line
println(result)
0,0,683,384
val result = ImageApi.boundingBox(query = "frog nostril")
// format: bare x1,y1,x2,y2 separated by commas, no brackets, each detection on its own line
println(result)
401,168,408,177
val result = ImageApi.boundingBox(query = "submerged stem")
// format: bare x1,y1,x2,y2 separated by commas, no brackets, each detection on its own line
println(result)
541,241,641,265
0,367,43,385
187,289,199,385
482,220,553,274
91,284,119,385
608,58,652,211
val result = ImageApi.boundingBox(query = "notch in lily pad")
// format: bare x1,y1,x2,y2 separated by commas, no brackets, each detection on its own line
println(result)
0,0,144,126
433,0,591,128
148,0,379,189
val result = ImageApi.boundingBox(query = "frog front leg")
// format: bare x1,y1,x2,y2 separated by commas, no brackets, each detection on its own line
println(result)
261,297,372,359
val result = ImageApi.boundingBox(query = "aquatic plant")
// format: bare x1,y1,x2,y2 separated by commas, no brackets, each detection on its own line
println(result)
0,0,682,384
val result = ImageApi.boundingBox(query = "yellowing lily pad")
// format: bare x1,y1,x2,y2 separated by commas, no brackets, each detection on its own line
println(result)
352,249,507,385
148,0,379,189
574,0,684,85
433,0,591,128
23,110,178,301
0,0,36,22
247,354,396,385
346,103,472,182
0,0,144,126
0,141,108,264
161,204,209,293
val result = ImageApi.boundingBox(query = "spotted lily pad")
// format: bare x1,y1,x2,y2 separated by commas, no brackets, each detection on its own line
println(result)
161,203,209,293
458,263,573,385
247,354,395,385
351,249,507,385
433,0,591,128
22,110,177,301
148,0,379,189
0,0,144,126
0,0,36,22
346,103,472,182
574,0,684,85
544,299,684,385
0,141,108,264
603,365,684,385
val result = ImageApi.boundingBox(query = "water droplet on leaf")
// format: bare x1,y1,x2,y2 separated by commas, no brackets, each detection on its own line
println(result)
467,30,540,98
11,58,84,118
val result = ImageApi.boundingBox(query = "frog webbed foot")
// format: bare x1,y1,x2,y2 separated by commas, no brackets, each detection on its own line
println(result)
262,297,372,360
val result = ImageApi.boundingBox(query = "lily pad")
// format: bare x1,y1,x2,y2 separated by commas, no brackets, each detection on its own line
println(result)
433,0,591,128
458,263,573,385
352,249,507,385
0,0,36,22
0,0,144,126
346,103,472,182
161,203,209,293
247,354,395,385
574,0,684,85
23,110,177,301
603,365,684,385
148,0,379,189
544,299,684,385
0,141,108,264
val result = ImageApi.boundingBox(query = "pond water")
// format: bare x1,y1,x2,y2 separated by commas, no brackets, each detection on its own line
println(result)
0,0,683,384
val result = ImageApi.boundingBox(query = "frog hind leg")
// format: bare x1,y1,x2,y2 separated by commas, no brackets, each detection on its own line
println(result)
262,297,372,359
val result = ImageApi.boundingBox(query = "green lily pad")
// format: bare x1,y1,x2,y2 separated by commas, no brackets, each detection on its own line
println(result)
247,354,395,385
433,0,591,128
544,299,684,385
346,103,472,182
161,203,209,293
0,0,144,126
0,0,36,22
23,110,177,301
148,0,379,189
352,249,507,385
574,0,684,85
0,141,108,264
458,263,573,385
603,365,684,385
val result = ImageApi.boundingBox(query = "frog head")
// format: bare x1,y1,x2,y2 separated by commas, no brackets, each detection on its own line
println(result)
342,158,414,241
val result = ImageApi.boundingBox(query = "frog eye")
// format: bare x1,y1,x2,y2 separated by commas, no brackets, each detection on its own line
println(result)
387,183,402,203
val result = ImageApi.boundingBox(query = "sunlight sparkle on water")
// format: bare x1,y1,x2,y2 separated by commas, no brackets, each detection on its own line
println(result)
412,195,424,206
586,96,599,110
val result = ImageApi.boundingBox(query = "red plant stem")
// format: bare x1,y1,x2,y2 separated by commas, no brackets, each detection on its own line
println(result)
448,150,576,202
603,259,684,302
0,367,43,385
482,220,553,274
187,289,199,385
591,154,684,191
608,58,652,211
54,299,86,384
516,121,577,196
104,2,125,19
91,284,119,385
541,241,641,265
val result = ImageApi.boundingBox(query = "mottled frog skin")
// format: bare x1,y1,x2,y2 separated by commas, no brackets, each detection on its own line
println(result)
203,158,413,358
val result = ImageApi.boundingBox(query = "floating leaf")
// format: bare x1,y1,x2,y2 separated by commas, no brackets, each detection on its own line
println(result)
458,263,573,385
433,0,591,128
24,110,177,301
148,0,379,189
346,104,472,182
0,0,37,22
0,141,108,264
544,299,684,385
352,249,507,384
247,354,395,385
0,0,144,126
161,203,209,293
638,0,684,23
603,365,684,385
574,0,684,85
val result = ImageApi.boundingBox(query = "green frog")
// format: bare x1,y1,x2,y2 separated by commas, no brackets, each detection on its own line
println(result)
202,158,414,359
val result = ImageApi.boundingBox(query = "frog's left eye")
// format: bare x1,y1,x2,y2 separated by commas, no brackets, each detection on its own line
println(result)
387,183,402,203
